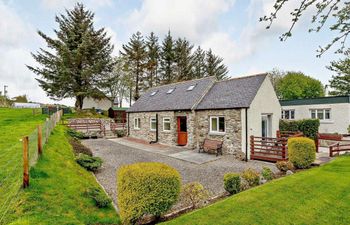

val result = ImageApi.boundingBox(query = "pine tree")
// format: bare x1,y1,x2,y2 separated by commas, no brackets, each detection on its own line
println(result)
145,32,160,88
192,46,206,79
205,49,228,80
174,38,194,81
159,31,176,84
327,51,350,96
27,3,114,109
120,31,147,101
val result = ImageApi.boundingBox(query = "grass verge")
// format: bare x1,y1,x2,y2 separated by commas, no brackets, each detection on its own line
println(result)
6,125,120,225
163,156,350,225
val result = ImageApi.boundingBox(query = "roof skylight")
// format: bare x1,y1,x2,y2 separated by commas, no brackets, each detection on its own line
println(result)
167,88,175,94
150,91,158,96
187,84,196,91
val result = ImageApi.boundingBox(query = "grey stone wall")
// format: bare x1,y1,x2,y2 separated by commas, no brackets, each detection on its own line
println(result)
129,111,178,146
128,109,242,154
196,109,242,154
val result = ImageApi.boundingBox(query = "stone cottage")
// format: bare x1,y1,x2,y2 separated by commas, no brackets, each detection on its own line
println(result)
126,73,281,159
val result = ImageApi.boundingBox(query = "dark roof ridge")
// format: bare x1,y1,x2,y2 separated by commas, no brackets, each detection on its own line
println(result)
147,76,216,91
191,78,217,110
280,95,350,101
218,73,267,83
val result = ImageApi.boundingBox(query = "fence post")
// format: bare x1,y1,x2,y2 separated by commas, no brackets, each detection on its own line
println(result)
38,125,42,156
23,136,29,188
281,138,286,160
250,135,254,159
45,118,49,143
329,145,333,157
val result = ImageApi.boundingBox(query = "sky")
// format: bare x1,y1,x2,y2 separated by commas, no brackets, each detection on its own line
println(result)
0,0,341,106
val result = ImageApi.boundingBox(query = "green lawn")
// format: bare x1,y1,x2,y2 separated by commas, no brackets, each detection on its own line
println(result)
164,156,350,225
0,108,119,224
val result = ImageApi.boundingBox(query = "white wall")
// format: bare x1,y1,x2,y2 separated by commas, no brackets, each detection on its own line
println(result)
282,103,350,134
82,97,111,111
241,76,281,158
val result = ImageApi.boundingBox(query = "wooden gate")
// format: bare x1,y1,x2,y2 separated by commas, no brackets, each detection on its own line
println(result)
250,136,288,162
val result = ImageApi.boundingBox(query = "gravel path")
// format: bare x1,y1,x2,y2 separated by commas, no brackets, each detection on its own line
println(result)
82,138,277,210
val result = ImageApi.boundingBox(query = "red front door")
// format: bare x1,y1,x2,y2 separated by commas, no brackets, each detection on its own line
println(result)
177,116,187,146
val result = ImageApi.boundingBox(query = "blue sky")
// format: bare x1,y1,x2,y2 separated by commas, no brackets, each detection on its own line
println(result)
0,0,340,106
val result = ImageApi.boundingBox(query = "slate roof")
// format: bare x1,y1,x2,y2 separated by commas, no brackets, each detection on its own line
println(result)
196,73,267,110
127,76,216,112
127,73,267,112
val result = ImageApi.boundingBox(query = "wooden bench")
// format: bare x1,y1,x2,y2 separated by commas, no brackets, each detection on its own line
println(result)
199,139,223,156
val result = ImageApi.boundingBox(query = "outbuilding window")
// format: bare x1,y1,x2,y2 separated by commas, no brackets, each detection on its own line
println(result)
163,118,171,131
150,117,157,131
134,118,141,129
310,109,331,120
210,116,225,134
281,109,295,120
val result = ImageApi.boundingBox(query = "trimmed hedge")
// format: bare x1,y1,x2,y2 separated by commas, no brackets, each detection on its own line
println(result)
117,162,181,224
75,154,102,171
288,137,316,169
280,119,320,140
223,173,240,194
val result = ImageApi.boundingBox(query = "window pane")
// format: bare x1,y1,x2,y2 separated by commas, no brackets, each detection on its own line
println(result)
285,110,290,119
317,110,324,120
219,117,225,132
163,118,171,131
311,110,316,119
281,110,284,119
211,117,218,131
291,110,295,119
151,118,156,130
325,110,330,119
138,118,141,128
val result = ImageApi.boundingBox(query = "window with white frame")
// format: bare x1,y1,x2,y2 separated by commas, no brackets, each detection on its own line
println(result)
163,117,171,131
134,118,141,129
210,116,225,133
310,109,331,120
150,117,157,131
281,109,295,120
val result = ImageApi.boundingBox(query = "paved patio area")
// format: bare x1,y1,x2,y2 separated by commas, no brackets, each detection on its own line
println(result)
82,137,277,209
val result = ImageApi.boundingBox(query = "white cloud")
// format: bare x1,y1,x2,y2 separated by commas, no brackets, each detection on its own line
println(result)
40,0,112,10
105,26,122,54
126,0,235,42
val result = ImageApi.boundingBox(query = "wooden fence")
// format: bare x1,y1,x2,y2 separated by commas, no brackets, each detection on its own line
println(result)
329,142,350,157
67,119,126,136
250,136,288,162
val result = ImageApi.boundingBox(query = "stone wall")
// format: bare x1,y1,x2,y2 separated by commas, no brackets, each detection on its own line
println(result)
196,109,242,154
129,111,178,146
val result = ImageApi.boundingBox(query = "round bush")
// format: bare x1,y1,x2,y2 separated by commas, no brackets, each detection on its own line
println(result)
275,161,294,173
241,168,260,187
223,173,240,194
117,162,181,224
288,137,316,169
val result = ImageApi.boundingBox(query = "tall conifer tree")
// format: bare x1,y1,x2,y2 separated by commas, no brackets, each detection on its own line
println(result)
145,32,160,88
159,31,176,84
28,3,114,109
174,38,194,81
205,49,228,80
192,46,206,79
120,31,147,100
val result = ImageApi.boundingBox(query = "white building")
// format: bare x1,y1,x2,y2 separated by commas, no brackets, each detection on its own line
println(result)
13,102,41,108
280,96,350,134
82,97,112,111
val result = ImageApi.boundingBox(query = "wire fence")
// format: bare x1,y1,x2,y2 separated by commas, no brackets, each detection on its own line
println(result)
0,110,63,224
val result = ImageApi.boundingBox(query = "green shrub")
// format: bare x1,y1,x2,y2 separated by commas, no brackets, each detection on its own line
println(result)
347,125,350,134
223,173,240,194
117,162,181,224
181,182,210,209
114,130,126,137
76,154,103,172
279,119,320,140
66,128,84,139
288,137,316,169
241,168,260,187
261,167,273,181
275,161,294,172
279,120,299,132
86,187,112,208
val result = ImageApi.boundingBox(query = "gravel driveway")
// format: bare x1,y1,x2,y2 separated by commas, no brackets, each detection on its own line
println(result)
82,138,277,209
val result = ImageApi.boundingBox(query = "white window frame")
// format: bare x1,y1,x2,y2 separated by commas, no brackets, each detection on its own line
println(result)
281,109,295,120
163,117,171,131
150,117,157,131
310,109,331,121
209,116,225,134
134,118,141,130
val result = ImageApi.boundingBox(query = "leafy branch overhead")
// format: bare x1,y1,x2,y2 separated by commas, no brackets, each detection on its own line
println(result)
260,0,349,56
